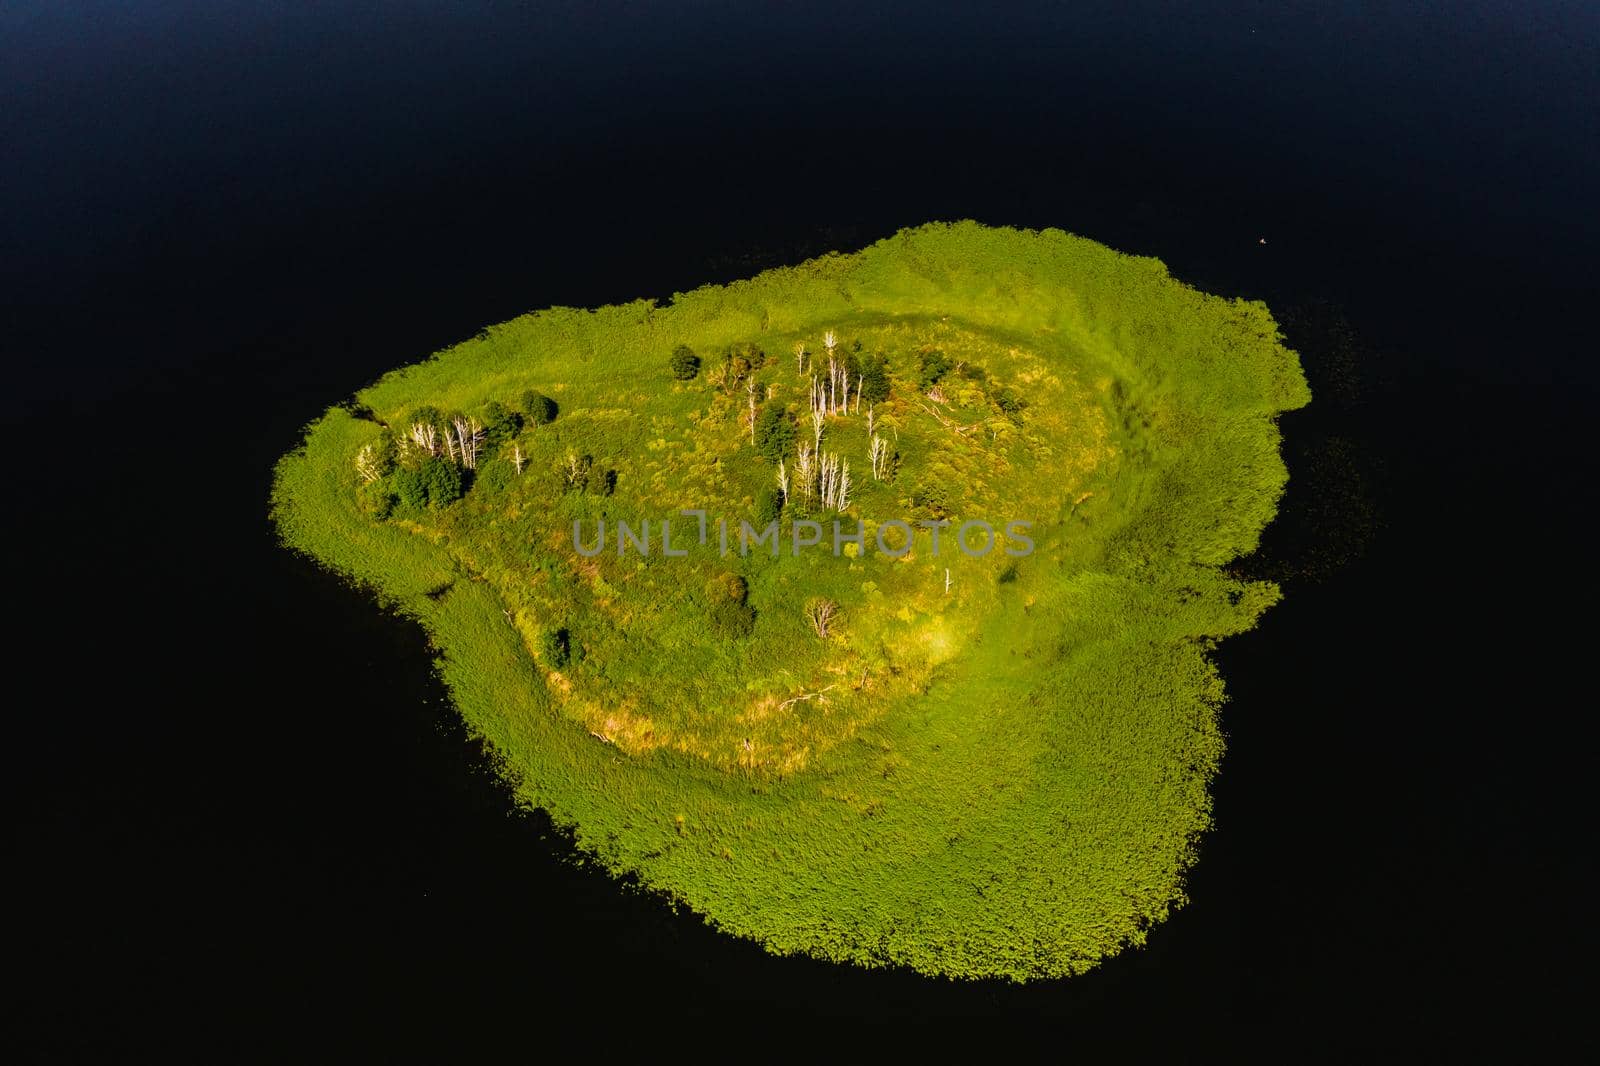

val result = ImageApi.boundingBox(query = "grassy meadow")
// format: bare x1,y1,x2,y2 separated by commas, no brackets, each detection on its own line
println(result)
271,221,1309,979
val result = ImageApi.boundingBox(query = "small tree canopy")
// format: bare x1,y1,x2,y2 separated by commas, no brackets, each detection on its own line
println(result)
917,349,952,390
992,385,1023,420
669,345,701,380
858,354,892,404
753,485,784,527
753,404,796,463
911,476,953,519
404,405,445,432
539,626,572,668
520,389,558,425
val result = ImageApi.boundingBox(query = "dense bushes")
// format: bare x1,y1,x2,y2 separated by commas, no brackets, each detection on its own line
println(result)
393,455,463,509
910,476,953,518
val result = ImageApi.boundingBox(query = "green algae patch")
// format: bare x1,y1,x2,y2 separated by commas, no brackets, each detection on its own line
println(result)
271,221,1309,979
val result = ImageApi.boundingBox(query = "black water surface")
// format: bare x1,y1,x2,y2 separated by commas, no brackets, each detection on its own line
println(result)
7,2,1595,1056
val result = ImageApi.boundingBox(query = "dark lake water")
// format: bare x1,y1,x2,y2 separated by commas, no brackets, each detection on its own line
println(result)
8,2,1595,1055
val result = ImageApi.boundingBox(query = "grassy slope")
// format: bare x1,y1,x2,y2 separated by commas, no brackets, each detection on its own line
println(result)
271,221,1309,979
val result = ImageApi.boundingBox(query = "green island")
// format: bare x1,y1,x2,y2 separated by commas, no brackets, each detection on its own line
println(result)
272,222,1309,979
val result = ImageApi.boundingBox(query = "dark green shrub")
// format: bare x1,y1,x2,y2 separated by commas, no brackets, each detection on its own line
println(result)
753,486,784,527
753,404,796,463
992,386,1024,420
705,573,756,638
917,349,952,390
474,457,515,494
858,354,892,404
394,455,463,509
479,401,522,446
403,405,445,433
539,626,572,668
520,389,558,425
669,345,701,380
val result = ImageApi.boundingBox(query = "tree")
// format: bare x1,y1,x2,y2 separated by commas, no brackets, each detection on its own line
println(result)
911,476,952,518
355,434,400,483
753,485,784,527
917,349,952,390
520,389,558,425
858,354,891,404
394,455,463,509
669,344,701,380
725,340,766,371
754,403,796,463
356,479,396,520
718,352,753,395
804,597,839,639
448,415,485,470
539,626,572,668
561,453,593,491
473,456,515,494
479,401,522,447
404,405,445,435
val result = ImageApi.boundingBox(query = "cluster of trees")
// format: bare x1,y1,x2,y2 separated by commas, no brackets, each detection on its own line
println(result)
669,341,770,392
354,388,563,514
691,330,914,519
917,349,1024,420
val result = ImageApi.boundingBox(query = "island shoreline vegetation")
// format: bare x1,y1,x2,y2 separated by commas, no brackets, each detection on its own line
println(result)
272,221,1309,980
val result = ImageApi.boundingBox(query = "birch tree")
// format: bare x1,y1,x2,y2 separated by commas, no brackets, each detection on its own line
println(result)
817,452,851,510
868,434,888,481
512,442,525,474
355,444,383,484
410,421,439,457
796,443,815,504
450,415,485,470
563,452,591,489
746,377,759,445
